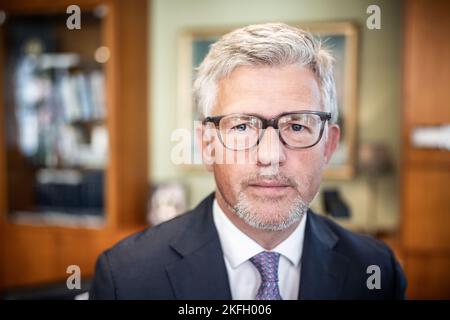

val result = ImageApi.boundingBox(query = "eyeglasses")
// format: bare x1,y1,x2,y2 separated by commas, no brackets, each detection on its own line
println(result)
203,111,331,151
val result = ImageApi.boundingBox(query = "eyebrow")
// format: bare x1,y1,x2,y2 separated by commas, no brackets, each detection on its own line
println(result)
218,110,325,120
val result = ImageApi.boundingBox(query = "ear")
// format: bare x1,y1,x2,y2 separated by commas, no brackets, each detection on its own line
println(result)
323,124,340,164
196,124,215,172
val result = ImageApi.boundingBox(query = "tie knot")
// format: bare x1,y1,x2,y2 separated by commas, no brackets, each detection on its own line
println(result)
250,251,280,282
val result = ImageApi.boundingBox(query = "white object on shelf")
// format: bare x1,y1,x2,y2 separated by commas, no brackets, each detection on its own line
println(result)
411,125,450,151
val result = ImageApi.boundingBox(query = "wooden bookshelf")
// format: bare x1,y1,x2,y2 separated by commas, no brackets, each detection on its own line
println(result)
0,0,148,291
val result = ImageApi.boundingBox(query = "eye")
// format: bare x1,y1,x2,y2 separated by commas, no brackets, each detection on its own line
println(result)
291,123,304,132
233,123,247,131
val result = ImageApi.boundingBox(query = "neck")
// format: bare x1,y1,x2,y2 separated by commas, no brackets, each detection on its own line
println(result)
215,190,301,250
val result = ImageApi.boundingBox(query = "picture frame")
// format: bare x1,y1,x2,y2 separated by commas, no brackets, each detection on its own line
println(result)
147,182,187,226
177,27,229,170
177,22,358,179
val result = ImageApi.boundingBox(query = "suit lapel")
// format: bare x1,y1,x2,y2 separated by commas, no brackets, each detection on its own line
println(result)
299,211,350,299
166,194,232,299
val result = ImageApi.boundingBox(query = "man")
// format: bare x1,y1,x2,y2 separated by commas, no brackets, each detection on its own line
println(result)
90,23,406,300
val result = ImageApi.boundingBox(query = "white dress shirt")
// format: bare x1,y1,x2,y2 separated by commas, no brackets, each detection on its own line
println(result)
212,199,307,300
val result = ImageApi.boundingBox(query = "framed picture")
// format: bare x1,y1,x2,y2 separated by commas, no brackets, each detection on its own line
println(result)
299,22,359,179
177,28,229,169
147,182,187,226
177,22,358,179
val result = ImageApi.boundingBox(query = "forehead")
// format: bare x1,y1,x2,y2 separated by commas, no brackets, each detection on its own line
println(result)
215,64,322,117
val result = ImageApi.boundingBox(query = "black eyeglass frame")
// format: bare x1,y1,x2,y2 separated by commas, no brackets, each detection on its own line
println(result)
202,110,332,151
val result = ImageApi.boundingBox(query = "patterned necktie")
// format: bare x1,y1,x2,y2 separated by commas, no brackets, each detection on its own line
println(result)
250,251,282,300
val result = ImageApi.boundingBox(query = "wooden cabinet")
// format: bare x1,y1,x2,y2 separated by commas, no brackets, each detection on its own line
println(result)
403,169,450,252
0,0,148,291
401,0,450,299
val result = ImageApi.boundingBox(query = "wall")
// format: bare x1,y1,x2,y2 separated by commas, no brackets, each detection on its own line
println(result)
149,0,402,231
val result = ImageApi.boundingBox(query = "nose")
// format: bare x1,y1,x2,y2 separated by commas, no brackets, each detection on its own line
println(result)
256,127,286,168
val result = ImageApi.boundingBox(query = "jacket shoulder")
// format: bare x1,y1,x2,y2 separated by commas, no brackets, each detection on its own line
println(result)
313,213,391,256
90,209,200,299
310,212,406,299
105,208,197,264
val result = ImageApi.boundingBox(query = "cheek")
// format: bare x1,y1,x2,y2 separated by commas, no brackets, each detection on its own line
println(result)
287,147,326,173
286,149,326,199
213,164,244,199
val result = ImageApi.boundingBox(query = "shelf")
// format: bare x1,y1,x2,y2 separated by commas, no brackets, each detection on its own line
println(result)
0,0,149,290
9,210,105,229
1,7,108,222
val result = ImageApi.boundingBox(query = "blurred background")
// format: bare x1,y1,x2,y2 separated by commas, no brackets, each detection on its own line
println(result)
0,0,448,299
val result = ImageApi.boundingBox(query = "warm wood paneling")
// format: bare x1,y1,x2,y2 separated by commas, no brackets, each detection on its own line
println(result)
2,226,142,288
402,168,450,252
404,254,450,300
401,0,450,299
402,0,450,167
113,0,149,227
402,0,450,126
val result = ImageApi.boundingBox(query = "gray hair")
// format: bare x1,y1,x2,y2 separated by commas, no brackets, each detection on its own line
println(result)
193,22,338,123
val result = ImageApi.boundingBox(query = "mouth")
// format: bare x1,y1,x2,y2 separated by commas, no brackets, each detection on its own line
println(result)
249,181,290,188
247,180,292,196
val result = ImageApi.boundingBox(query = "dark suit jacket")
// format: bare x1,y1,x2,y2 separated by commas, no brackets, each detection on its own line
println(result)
90,193,407,299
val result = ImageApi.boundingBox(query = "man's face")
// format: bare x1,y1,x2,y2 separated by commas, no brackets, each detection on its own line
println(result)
201,64,340,230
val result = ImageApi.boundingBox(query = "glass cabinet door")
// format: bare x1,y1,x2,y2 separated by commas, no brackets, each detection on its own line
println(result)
1,8,109,226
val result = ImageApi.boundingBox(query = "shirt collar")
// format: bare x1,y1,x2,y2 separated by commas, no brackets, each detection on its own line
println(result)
212,199,307,269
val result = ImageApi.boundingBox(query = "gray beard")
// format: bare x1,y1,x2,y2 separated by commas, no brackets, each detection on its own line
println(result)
232,191,308,231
